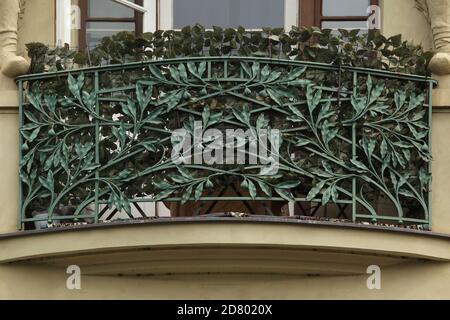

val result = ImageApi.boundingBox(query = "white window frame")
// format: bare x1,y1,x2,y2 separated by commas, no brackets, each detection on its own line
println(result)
57,0,297,47
56,0,72,46
143,0,157,32
56,0,152,47
158,0,299,31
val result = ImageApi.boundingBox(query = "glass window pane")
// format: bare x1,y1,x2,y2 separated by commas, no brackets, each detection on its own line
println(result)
86,22,135,49
173,0,285,29
322,0,370,16
321,20,368,30
88,0,136,18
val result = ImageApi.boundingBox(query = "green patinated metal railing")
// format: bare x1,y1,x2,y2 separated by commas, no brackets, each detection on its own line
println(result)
17,57,435,230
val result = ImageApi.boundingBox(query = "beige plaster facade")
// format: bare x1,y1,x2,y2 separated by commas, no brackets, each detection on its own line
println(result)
0,0,449,300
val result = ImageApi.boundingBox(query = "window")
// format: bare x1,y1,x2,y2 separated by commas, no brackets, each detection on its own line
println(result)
79,0,144,50
159,0,299,30
300,0,379,29
70,0,378,50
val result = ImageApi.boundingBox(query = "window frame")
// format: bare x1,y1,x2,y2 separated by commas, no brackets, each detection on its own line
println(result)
78,0,144,50
157,0,299,31
300,0,379,28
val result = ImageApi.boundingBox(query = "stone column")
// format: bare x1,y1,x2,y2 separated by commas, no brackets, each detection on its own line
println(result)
0,0,26,234
0,0,29,78
427,0,450,75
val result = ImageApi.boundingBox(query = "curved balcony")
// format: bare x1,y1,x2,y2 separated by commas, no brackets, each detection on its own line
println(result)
16,57,434,231
1,220,449,276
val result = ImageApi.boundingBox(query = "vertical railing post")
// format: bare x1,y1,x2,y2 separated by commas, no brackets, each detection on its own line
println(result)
427,79,433,229
351,71,358,223
18,80,24,230
224,60,228,79
207,61,212,80
94,72,100,223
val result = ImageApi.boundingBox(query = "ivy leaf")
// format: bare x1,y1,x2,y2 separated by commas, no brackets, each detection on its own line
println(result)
178,63,188,82
256,114,269,132
144,106,164,124
28,127,41,143
44,95,57,113
197,61,207,77
350,159,369,172
275,181,300,189
208,112,223,127
267,88,283,106
321,121,338,146
251,62,260,78
82,163,101,172
266,71,282,83
380,139,388,159
287,105,304,122
260,65,270,82
306,180,327,201
394,91,406,110
39,171,54,192
295,138,310,147
153,180,173,190
136,84,151,109
257,180,272,197
194,182,204,201
247,180,257,199
316,100,334,124
419,168,431,191
307,87,322,114
362,137,376,158
181,185,193,204
285,67,306,81
233,105,250,124
369,83,384,105
177,166,193,179
275,188,295,202
149,65,165,80
143,141,157,152
68,73,80,98
366,75,373,92
241,62,252,77
169,65,180,82
158,89,184,111
399,189,415,198
82,91,96,109
153,189,175,201
322,186,332,205
27,92,41,111
202,105,211,127
288,79,312,87
331,185,339,203
187,62,198,78
121,98,136,120
170,174,192,184
408,93,425,110
389,171,398,189
351,95,365,115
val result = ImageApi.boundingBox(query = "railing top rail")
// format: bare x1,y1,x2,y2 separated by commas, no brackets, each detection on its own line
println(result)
16,56,437,85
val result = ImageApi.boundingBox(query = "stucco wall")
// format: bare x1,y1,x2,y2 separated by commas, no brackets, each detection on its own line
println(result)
1,262,449,299
17,0,55,56
381,0,433,50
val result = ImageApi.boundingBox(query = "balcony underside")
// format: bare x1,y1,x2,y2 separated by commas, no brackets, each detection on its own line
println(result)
1,219,449,276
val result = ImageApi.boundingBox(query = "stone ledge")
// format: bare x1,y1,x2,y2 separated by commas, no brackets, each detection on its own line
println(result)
0,220,449,268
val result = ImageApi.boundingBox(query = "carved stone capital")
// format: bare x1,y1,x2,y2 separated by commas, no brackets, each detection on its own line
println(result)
425,0,450,75
0,0,29,79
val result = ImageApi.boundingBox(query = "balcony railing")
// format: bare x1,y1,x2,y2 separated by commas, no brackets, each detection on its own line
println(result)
17,57,434,230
